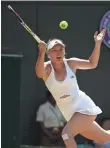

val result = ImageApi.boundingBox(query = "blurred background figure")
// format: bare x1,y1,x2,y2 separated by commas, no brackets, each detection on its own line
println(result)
101,118,110,130
94,118,110,148
36,90,66,146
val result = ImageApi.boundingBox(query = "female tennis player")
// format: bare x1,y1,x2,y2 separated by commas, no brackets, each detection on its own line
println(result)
35,28,110,148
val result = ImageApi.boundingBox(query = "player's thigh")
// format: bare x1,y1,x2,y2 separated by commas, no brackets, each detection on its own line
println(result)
62,112,96,136
81,121,110,143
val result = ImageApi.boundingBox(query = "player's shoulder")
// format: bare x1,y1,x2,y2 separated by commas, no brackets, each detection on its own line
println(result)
66,57,78,61
65,57,78,65
65,58,77,71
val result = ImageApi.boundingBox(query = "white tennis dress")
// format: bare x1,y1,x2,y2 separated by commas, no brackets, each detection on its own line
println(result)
45,59,102,121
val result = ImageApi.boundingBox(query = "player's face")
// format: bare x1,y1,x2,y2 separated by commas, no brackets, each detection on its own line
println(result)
48,44,65,63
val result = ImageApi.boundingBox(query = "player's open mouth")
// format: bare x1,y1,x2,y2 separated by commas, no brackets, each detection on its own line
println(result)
57,56,61,59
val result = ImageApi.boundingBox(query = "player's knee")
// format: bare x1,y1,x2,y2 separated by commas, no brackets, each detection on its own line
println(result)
61,125,75,141
62,126,71,140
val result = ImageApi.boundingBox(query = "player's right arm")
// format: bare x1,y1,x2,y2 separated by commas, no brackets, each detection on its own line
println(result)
35,41,51,81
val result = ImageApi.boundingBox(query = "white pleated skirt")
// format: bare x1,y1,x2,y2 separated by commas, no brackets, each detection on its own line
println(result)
75,91,102,115
57,91,102,122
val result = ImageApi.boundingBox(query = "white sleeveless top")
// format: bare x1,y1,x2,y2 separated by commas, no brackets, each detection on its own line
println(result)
45,59,102,121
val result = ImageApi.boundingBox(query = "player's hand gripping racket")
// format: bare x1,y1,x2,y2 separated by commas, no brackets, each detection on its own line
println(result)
7,5,41,43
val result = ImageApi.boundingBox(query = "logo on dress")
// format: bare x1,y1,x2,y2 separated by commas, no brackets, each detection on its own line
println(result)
70,75,74,79
100,10,110,48
60,94,70,99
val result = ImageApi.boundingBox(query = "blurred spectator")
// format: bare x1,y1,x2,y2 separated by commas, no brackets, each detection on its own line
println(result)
100,118,110,130
94,118,110,148
36,90,66,146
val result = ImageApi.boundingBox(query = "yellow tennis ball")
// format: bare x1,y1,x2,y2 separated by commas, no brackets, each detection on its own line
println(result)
59,21,68,29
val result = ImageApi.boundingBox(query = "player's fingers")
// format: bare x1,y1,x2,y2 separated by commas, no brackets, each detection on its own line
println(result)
94,31,98,38
102,28,106,37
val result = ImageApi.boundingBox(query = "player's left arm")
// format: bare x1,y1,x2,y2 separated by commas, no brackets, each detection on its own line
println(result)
70,29,106,70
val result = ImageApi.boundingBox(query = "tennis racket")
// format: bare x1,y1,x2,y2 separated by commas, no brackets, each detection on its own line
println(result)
7,5,41,43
